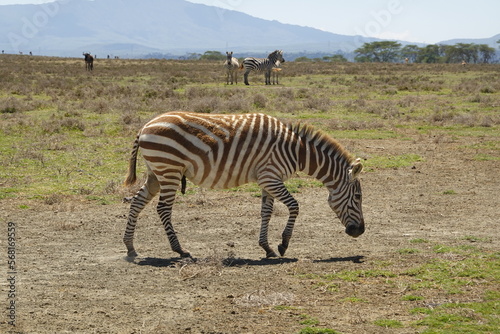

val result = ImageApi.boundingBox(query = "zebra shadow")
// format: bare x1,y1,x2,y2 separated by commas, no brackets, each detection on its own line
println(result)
131,256,363,268
130,256,298,268
224,257,298,267
313,255,365,264
132,257,181,267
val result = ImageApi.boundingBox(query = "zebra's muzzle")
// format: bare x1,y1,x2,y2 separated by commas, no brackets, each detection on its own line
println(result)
345,221,364,238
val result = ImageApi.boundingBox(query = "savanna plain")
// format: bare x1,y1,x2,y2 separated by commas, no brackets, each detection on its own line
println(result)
0,55,499,334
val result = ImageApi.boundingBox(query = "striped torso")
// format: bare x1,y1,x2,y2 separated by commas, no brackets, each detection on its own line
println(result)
138,112,299,189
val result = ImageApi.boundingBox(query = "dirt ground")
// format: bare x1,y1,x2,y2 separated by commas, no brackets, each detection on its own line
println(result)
1,131,498,334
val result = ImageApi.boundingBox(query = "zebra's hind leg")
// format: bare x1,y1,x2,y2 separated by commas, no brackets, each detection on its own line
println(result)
156,173,191,258
123,171,160,258
244,71,250,85
259,190,279,258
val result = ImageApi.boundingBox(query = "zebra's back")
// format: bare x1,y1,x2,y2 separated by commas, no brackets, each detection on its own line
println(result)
138,112,297,189
242,57,270,71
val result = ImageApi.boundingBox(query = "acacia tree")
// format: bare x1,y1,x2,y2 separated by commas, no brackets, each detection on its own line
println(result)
416,44,441,63
354,41,402,62
401,45,420,63
200,51,225,61
477,44,496,63
323,55,348,62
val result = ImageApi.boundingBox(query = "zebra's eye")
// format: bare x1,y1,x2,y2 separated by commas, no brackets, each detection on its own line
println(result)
354,194,362,200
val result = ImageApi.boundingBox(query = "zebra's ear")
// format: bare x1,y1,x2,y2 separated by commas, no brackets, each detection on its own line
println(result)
349,158,363,180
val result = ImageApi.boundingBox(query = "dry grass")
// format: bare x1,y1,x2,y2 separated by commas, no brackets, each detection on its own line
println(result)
0,55,498,202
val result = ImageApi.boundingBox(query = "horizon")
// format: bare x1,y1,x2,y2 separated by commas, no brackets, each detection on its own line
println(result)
0,0,499,44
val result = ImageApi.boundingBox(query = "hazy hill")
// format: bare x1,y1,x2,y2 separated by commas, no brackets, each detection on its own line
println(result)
0,0,497,58
0,0,380,57
439,34,500,47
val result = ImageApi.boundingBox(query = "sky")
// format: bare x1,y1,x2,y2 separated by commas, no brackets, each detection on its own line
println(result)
1,0,499,44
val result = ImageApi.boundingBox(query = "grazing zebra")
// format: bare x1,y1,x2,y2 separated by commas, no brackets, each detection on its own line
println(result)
123,112,364,259
224,51,239,85
240,50,285,85
83,52,93,71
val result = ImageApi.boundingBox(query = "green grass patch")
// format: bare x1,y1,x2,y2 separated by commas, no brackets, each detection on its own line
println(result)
462,235,490,243
473,153,500,161
373,319,404,328
410,238,429,244
364,153,423,170
403,251,499,293
402,295,424,301
327,129,400,140
413,291,500,333
299,315,320,326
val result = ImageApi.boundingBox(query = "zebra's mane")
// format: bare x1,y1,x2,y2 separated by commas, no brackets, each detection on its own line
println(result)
268,50,281,57
290,123,353,163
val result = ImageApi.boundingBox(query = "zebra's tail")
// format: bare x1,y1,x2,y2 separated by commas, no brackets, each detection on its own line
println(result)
239,63,244,70
124,134,140,186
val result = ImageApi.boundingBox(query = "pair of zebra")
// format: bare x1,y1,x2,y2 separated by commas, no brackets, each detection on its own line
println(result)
224,50,285,85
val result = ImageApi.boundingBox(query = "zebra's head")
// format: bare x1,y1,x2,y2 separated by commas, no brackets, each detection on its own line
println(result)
270,50,285,64
327,158,365,238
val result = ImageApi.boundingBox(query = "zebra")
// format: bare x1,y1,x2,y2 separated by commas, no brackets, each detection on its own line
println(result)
240,50,285,85
83,52,93,71
224,51,239,85
123,111,364,259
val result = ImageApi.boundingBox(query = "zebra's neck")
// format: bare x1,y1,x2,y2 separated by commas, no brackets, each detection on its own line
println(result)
295,125,352,184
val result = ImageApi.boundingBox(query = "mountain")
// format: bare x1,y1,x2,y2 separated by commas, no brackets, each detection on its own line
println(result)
438,34,500,48
0,0,382,57
0,0,497,59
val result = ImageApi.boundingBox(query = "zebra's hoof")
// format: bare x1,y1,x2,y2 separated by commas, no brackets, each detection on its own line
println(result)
278,244,287,256
127,250,138,258
180,251,192,258
266,251,279,258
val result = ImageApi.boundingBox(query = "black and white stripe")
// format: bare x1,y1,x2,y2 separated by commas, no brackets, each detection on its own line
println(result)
123,112,364,258
241,50,285,85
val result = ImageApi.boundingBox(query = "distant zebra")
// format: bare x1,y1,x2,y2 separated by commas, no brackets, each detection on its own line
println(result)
123,111,365,259
240,50,285,85
224,51,239,85
83,52,93,71
270,59,282,85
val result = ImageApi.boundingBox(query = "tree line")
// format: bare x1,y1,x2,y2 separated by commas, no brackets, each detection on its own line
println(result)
144,41,499,63
354,41,497,64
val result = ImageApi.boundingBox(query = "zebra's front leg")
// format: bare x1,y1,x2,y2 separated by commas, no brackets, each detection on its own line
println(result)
259,191,278,258
157,190,191,258
265,70,271,85
261,182,299,257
